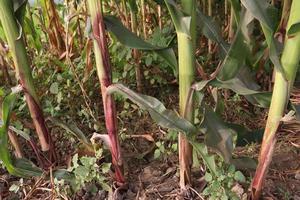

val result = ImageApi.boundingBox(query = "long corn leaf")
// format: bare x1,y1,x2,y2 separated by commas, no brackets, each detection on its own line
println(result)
240,0,285,77
193,77,271,108
103,16,178,75
0,93,42,177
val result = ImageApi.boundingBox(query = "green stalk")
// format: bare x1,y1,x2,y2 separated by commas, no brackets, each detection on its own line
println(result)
0,0,53,154
129,1,143,92
251,1,300,199
178,0,196,189
208,0,213,53
87,0,125,184
228,5,234,41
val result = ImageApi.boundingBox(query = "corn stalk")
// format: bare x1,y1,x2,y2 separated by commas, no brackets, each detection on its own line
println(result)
0,0,54,157
179,0,196,189
251,1,300,199
40,0,65,54
208,0,213,53
128,0,143,92
87,0,125,184
164,0,197,189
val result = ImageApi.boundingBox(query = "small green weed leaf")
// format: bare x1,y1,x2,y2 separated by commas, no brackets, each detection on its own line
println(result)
53,169,76,183
228,165,236,174
154,149,161,159
74,165,88,178
234,171,246,182
9,184,20,193
50,82,59,94
204,172,213,182
13,158,43,177
101,163,111,173
71,153,79,169
291,103,300,121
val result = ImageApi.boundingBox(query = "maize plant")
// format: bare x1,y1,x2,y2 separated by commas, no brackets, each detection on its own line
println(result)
0,0,299,199
164,0,197,189
87,0,125,184
250,0,300,199
0,0,55,163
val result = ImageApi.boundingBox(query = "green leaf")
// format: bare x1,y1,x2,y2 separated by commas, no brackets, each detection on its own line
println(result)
154,149,161,159
191,142,217,175
234,171,246,182
0,93,42,177
197,10,229,57
53,169,75,182
202,107,234,163
193,77,271,108
240,0,285,78
48,117,93,152
127,0,138,13
13,158,43,177
101,163,111,173
164,0,191,35
7,124,31,141
107,84,197,135
107,84,218,176
291,103,300,121
103,16,178,75
229,0,242,24
288,22,300,36
13,0,27,24
217,18,249,80
241,0,274,29
0,93,17,175
226,123,263,146
9,184,19,193
204,172,213,182
49,82,59,94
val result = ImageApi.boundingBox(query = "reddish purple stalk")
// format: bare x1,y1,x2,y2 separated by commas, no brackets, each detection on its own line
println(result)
89,4,124,184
